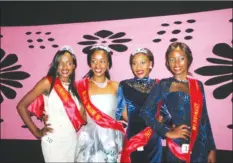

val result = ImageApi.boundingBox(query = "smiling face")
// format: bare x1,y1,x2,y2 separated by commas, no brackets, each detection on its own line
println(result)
90,49,109,78
131,53,152,79
57,52,75,81
167,47,188,77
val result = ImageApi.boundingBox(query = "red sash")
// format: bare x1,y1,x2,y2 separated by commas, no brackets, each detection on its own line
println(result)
120,79,162,163
28,77,85,131
52,78,85,131
76,78,125,134
167,78,203,162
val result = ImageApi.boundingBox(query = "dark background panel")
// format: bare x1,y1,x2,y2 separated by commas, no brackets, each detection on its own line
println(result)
0,1,232,26
0,1,232,163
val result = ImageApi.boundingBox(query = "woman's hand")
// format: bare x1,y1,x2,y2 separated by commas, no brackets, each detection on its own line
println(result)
35,114,53,138
117,120,128,129
42,113,48,124
80,106,87,123
156,115,164,123
165,124,190,140
208,150,216,163
34,123,53,138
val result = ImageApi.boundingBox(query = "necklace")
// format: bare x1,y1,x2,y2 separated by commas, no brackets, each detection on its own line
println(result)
174,78,188,83
60,79,70,86
91,78,108,88
62,82,70,86
136,78,149,87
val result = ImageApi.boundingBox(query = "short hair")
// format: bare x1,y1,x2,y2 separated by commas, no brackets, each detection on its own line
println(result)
165,42,193,73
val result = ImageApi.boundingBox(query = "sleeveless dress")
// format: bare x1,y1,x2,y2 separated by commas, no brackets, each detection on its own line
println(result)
41,83,81,162
75,94,124,163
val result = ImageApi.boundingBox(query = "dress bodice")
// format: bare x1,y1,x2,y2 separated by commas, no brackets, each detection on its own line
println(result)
87,94,117,123
44,83,81,133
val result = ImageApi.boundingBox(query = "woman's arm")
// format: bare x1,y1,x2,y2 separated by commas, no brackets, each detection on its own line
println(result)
199,81,216,163
122,107,128,122
158,103,172,126
115,82,128,121
140,84,170,137
17,77,50,138
80,106,87,123
140,84,190,139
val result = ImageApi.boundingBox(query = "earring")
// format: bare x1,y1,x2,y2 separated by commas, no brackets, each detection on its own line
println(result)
149,66,152,69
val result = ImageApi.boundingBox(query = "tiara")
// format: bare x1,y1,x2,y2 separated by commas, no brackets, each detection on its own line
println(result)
60,45,75,54
131,48,148,56
90,45,111,53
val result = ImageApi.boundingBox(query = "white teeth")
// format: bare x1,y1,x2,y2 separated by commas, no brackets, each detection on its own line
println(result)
62,71,68,74
95,70,101,72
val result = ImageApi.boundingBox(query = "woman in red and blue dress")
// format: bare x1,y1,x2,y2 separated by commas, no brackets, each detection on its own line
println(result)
140,42,216,163
116,48,171,163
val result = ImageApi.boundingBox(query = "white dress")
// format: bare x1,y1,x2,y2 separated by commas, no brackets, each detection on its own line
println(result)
75,94,124,163
41,84,81,162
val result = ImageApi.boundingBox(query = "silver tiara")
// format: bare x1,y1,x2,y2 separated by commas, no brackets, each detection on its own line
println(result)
60,45,75,54
131,48,148,56
90,45,111,53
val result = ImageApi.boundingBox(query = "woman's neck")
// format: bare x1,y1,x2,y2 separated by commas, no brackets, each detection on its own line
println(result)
136,75,149,79
174,74,188,81
92,76,106,83
59,77,70,83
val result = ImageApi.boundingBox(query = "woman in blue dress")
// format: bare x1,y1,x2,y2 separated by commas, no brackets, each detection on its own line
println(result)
140,42,216,163
116,48,170,163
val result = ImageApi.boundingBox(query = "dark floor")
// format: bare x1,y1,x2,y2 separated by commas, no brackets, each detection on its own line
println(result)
0,139,232,163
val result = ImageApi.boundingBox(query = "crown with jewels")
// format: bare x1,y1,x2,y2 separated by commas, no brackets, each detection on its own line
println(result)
60,45,75,54
90,45,112,54
131,48,149,56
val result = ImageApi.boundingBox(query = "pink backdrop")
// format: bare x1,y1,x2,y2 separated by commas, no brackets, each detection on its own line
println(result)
0,8,232,151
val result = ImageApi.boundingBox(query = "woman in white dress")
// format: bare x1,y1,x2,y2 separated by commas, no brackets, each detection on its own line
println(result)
75,45,125,162
17,46,86,162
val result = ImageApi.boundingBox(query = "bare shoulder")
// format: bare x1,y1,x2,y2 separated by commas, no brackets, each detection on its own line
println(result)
33,76,51,94
109,80,119,87
108,80,119,92
38,77,51,88
40,76,51,84
17,76,51,107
